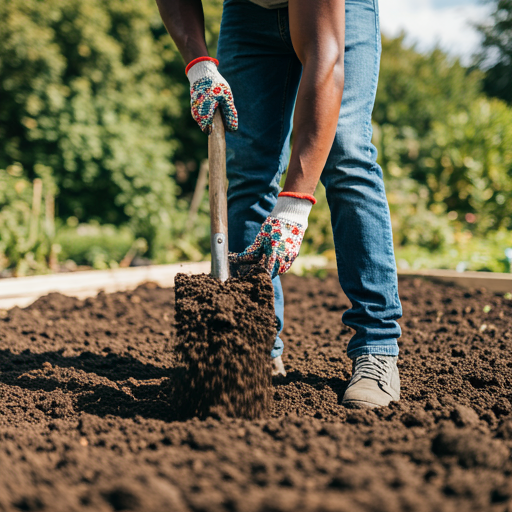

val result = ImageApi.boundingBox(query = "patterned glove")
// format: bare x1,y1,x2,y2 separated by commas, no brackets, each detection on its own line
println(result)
186,56,238,135
229,193,316,279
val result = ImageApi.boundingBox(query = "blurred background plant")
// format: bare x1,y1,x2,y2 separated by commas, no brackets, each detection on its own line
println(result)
0,0,511,276
0,163,56,276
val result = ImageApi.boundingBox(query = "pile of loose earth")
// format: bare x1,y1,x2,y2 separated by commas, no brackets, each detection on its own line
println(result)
0,274,511,512
174,268,276,419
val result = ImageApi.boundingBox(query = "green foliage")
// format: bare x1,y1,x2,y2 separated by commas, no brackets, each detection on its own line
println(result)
377,96,512,230
0,163,139,274
153,195,212,264
0,0,182,250
55,223,135,269
375,36,483,136
0,164,56,275
374,36,512,243
397,206,454,252
156,0,225,188
395,228,512,273
303,35,512,272
0,2,511,275
426,98,512,231
301,183,334,257
477,0,512,104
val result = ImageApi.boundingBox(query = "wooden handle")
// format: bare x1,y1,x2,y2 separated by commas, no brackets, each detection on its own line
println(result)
208,110,229,281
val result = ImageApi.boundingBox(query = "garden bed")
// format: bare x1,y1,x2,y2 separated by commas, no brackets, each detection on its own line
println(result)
0,274,511,512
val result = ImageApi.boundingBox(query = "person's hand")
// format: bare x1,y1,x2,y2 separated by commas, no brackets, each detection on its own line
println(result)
186,57,238,135
229,193,316,279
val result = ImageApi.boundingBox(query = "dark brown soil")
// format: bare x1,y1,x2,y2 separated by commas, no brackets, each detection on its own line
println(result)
0,274,511,512
174,269,276,419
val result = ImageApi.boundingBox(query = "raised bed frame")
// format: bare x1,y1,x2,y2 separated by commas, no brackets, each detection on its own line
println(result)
0,260,510,310
0,262,210,309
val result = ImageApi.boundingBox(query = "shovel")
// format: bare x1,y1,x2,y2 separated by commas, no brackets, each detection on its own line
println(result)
208,110,229,282
173,109,275,419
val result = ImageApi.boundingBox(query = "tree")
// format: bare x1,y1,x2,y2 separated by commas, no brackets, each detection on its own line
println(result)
373,36,512,235
375,35,483,137
0,0,184,251
476,0,512,104
423,97,512,231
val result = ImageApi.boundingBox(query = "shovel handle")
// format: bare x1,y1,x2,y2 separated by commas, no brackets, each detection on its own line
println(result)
208,109,229,282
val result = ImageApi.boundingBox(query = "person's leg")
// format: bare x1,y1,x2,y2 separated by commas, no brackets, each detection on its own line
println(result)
217,0,302,358
321,0,402,360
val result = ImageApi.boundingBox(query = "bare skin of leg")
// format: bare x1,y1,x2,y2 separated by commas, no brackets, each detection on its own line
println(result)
284,0,346,196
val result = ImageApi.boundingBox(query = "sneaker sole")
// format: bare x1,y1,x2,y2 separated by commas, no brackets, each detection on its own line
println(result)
342,399,388,409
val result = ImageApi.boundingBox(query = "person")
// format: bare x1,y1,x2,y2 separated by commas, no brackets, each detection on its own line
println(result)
156,0,402,408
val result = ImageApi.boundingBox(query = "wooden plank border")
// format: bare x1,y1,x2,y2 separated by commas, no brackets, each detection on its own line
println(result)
397,269,512,294
1,259,511,310
0,262,211,309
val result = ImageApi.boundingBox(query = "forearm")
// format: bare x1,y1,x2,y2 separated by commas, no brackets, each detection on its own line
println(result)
155,0,208,64
284,0,345,195
284,59,344,194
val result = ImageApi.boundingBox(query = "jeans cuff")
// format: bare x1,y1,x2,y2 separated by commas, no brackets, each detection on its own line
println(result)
270,348,284,358
347,343,399,360
270,336,284,359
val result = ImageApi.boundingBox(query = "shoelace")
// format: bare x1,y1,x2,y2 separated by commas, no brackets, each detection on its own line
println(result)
352,354,390,384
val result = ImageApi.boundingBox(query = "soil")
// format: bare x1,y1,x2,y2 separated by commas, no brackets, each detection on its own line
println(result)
0,274,511,512
174,269,276,419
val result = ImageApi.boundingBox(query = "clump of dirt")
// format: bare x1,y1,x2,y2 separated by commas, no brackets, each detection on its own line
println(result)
0,274,511,512
174,268,276,419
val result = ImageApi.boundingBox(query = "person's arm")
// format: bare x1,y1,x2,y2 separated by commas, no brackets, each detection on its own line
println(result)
155,0,208,65
284,0,345,195
229,0,345,277
155,0,238,134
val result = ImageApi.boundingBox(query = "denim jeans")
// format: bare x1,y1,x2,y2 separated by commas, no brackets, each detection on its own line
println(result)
217,0,402,360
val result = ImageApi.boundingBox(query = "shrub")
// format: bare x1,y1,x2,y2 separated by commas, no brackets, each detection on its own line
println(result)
0,164,56,276
55,223,135,269
0,0,181,251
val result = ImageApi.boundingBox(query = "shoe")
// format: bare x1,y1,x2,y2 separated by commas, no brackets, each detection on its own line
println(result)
272,355,286,377
342,354,400,408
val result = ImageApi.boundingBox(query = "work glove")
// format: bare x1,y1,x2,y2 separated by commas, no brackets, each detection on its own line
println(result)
229,193,316,279
186,56,238,135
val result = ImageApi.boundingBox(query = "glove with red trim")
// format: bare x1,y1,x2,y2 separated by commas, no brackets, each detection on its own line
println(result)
229,193,316,279
186,57,238,135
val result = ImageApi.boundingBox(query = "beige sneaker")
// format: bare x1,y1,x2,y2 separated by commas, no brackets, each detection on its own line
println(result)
342,354,400,408
271,355,286,377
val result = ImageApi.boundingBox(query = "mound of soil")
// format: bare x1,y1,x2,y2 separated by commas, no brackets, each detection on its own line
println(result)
0,274,511,512
174,268,275,419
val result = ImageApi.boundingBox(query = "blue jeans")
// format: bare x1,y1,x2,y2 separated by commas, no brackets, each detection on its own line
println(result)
217,0,402,360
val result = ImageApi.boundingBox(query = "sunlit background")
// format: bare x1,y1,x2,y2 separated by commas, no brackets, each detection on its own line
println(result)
380,0,491,63
1,0,511,277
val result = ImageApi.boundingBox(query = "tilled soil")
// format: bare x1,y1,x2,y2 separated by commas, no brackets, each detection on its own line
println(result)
174,269,275,419
0,274,511,512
